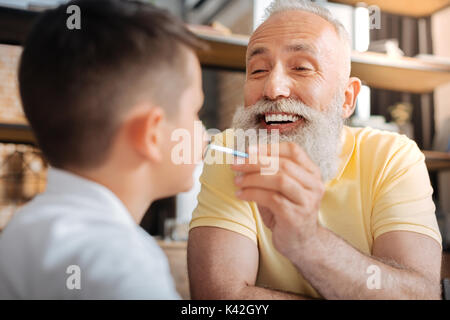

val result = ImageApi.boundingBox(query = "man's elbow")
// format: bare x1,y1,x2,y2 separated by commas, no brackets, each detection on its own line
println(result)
428,281,443,300
407,273,442,300
190,283,250,300
420,272,442,300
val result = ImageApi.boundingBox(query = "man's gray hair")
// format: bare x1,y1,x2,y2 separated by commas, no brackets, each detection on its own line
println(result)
262,0,352,80
263,0,351,50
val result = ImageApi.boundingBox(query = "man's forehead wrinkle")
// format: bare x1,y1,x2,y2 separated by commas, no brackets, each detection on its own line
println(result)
248,28,325,61
248,9,341,55
251,21,324,42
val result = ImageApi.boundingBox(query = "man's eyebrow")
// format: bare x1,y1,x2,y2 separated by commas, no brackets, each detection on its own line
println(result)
247,47,268,62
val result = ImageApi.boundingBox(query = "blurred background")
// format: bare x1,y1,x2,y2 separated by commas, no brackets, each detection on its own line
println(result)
0,0,449,298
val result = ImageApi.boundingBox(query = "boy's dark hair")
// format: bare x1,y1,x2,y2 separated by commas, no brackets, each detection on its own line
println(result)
19,0,205,169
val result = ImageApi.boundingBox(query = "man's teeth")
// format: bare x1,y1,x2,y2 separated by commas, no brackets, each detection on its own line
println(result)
264,114,300,123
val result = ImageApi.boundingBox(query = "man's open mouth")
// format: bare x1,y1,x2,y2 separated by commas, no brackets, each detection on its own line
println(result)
258,112,306,132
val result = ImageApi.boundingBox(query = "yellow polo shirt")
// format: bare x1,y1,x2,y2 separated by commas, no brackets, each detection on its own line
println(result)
189,125,442,298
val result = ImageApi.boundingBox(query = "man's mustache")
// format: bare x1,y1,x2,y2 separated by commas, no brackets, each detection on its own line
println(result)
245,98,319,125
232,95,344,182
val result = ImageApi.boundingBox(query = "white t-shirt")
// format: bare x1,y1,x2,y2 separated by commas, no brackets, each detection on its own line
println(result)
0,168,180,299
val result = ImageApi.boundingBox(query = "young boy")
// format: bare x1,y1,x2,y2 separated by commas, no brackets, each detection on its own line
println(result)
0,0,205,299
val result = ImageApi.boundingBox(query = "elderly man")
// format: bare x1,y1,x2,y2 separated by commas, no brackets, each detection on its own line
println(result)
188,0,442,299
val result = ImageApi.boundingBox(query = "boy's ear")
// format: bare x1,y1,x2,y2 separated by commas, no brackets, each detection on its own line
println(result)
127,106,165,163
342,77,361,119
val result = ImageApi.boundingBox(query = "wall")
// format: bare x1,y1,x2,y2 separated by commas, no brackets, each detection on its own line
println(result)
0,44,46,230
0,44,25,124
432,6,450,137
431,6,450,247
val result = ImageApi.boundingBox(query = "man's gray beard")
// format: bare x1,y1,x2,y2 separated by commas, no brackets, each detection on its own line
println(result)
231,95,345,182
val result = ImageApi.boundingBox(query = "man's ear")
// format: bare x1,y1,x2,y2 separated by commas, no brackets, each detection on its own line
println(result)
342,77,361,119
127,106,165,163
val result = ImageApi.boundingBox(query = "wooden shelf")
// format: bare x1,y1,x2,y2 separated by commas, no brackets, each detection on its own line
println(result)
193,29,450,93
351,51,450,93
188,25,248,71
443,251,450,279
330,0,450,18
2,7,450,93
423,150,450,172
0,123,36,145
0,6,37,45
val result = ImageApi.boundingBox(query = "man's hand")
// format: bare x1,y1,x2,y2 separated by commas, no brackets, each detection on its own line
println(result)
231,142,442,299
231,142,325,259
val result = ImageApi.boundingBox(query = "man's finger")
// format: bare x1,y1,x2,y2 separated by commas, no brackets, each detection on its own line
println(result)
235,187,292,222
250,142,320,178
235,172,309,205
231,155,277,174
232,156,319,192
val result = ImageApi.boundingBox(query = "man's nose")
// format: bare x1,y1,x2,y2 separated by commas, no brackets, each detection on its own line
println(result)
263,64,291,100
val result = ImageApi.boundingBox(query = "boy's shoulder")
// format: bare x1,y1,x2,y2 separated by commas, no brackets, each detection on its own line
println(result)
0,191,173,299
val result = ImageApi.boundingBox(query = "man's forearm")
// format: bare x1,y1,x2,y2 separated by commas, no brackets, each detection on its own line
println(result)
290,226,441,299
190,283,311,300
237,285,311,300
